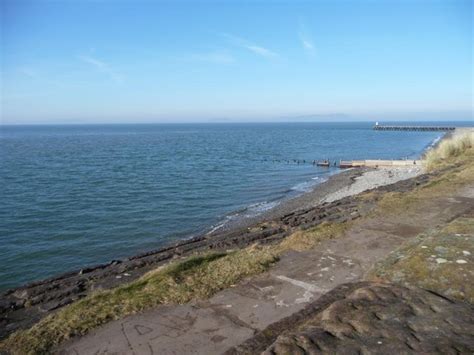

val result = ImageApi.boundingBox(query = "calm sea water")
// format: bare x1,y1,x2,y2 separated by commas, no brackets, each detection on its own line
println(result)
0,122,462,290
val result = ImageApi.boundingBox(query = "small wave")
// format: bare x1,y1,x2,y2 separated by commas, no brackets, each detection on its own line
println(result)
244,201,280,217
291,180,318,192
311,176,329,182
292,174,331,192
206,200,280,234
429,135,443,148
207,221,228,234
206,214,234,235
207,175,332,235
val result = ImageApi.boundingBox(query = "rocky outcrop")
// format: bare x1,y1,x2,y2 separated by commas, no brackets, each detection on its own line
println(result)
227,282,474,354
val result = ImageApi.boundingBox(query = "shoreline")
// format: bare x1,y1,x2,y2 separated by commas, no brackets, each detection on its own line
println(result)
0,165,427,340
208,130,445,235
0,127,446,293
2,127,473,354
1,168,365,294
0,162,424,295
0,131,449,340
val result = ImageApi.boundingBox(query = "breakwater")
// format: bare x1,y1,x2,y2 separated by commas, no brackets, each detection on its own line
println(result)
373,124,455,131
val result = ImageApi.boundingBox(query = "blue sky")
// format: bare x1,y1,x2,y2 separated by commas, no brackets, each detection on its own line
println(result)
1,0,472,124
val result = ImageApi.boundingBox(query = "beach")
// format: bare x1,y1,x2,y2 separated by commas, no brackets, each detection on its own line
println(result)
1,127,474,355
0,145,431,341
211,164,424,236
2,0,472,351
0,122,444,292
2,127,471,354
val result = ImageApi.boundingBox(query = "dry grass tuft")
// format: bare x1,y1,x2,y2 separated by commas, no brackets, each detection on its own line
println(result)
278,222,348,252
374,143,474,217
0,246,278,354
424,132,474,171
0,217,351,355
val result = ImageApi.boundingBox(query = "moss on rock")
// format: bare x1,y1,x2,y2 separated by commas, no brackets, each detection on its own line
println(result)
370,217,474,302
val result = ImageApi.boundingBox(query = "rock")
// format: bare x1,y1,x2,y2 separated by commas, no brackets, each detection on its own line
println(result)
434,246,449,255
436,258,448,264
456,260,468,264
0,299,16,314
228,282,474,354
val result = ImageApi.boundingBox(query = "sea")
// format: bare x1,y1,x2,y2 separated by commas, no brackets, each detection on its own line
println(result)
0,121,469,290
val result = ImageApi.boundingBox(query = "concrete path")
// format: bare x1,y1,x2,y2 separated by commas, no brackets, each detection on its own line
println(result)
57,186,474,355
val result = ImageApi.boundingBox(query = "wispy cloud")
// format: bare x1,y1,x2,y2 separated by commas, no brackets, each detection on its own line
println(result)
189,51,235,64
298,24,316,57
78,55,123,84
222,33,278,59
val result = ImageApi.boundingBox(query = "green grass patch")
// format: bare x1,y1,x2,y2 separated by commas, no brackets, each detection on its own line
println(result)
441,217,474,235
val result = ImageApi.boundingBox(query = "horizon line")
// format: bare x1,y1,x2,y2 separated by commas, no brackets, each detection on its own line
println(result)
2,119,473,127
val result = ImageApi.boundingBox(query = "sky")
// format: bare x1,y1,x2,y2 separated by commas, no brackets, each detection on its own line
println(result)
1,0,472,124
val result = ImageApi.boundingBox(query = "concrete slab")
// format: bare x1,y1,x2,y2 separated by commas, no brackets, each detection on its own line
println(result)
205,275,310,330
57,304,255,355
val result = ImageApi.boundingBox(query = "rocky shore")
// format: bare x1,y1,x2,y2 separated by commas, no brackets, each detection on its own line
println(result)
0,164,424,340
1,129,473,354
54,155,473,354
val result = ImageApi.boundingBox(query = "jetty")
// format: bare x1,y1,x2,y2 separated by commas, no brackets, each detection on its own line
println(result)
373,122,455,131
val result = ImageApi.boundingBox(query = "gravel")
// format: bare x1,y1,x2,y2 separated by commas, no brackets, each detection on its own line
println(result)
322,166,423,203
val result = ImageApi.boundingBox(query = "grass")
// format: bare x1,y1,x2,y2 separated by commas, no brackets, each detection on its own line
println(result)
0,220,350,354
359,134,474,302
370,217,474,303
424,131,474,171
277,222,349,252
371,135,474,217
0,246,278,354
